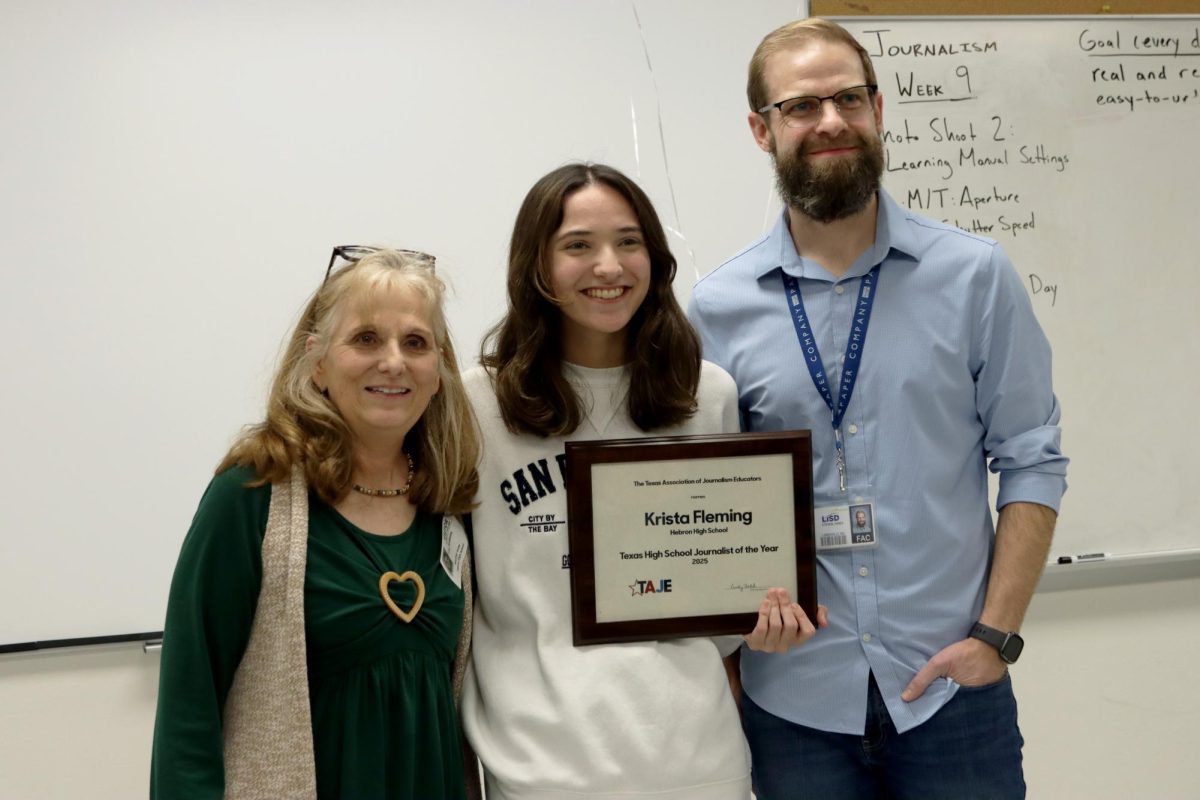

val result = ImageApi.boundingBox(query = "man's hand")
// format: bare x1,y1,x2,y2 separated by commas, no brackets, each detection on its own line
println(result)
900,502,1056,702
902,637,1007,701
743,588,828,653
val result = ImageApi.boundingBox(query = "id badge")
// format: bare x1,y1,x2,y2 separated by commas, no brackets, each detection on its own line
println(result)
814,498,878,551
440,516,469,588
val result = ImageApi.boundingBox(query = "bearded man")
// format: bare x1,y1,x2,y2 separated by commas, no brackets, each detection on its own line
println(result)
688,17,1068,800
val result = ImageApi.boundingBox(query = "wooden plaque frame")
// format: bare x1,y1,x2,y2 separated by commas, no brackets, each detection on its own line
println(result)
565,431,815,646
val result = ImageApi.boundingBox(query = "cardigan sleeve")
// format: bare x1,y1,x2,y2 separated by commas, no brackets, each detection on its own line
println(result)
150,467,270,800
452,552,472,704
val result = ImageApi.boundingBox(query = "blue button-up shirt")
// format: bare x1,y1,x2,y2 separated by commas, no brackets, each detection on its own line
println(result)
688,191,1067,734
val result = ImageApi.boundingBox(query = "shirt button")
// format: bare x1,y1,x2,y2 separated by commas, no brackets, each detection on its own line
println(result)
858,566,869,577
862,633,873,642
834,285,846,295
847,424,859,434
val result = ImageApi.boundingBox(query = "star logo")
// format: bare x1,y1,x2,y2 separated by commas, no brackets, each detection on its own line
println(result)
629,582,640,596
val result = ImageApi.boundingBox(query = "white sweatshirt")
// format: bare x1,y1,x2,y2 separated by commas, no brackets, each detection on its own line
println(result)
461,362,752,800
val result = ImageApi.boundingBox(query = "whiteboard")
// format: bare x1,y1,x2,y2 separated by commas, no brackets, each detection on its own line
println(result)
836,16,1200,564
3,5,1197,647
0,0,801,647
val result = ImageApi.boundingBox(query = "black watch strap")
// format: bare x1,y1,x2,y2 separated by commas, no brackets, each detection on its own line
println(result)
969,621,1024,664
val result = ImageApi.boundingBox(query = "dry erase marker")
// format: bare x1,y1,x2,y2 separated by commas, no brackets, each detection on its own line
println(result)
1055,553,1110,564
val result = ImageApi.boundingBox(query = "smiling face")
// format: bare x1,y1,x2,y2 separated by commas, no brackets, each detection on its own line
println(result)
750,40,885,222
549,182,651,367
311,283,441,447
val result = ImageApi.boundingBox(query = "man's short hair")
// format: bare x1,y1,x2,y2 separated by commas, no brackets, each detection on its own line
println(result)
747,18,878,113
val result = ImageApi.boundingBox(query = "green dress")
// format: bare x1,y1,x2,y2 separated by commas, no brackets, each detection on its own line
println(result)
151,466,466,799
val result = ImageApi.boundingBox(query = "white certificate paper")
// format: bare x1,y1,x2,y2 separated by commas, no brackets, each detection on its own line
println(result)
590,453,797,623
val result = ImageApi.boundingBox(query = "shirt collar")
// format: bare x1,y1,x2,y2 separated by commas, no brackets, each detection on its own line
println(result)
756,190,923,281
875,190,922,265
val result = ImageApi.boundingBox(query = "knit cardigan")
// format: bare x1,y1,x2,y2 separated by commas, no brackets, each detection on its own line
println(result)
220,466,474,800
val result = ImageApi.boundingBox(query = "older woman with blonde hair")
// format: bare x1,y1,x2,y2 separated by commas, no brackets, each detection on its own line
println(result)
151,247,480,800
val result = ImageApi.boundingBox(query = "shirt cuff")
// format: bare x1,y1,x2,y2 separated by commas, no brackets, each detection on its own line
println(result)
997,470,1067,513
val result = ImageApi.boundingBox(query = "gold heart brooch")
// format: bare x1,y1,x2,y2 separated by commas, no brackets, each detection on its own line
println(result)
378,570,425,623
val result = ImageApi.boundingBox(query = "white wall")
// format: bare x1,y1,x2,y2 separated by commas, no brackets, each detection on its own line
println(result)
0,643,159,799
3,574,1197,799
1019,574,1200,800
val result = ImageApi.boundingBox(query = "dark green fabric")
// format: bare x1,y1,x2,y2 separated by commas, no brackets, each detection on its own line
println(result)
151,466,466,799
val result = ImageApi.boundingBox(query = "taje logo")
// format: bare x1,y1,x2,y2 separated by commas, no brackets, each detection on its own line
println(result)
628,578,673,596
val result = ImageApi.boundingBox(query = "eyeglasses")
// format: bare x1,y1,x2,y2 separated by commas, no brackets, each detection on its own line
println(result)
325,245,436,282
758,84,878,128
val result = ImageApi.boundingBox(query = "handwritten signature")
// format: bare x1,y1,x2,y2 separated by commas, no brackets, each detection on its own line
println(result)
725,582,766,592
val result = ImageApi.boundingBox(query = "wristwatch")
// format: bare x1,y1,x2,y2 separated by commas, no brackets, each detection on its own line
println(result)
969,622,1024,664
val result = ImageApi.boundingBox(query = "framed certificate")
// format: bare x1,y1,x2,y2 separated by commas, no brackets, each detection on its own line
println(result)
565,430,814,646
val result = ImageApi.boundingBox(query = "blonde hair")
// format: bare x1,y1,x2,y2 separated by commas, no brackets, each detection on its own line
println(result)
747,18,878,113
219,249,479,514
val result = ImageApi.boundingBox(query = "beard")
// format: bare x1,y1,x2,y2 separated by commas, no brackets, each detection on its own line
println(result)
772,131,884,223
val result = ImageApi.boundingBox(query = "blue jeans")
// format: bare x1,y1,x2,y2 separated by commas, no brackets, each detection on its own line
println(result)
742,672,1026,800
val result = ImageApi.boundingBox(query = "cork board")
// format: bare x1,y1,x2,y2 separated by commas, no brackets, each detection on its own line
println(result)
814,0,1198,14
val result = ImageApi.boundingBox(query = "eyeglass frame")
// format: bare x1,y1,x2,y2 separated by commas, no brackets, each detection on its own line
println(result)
757,84,879,127
325,245,436,283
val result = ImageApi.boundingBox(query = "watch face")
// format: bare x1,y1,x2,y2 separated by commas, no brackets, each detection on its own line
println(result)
1000,632,1024,664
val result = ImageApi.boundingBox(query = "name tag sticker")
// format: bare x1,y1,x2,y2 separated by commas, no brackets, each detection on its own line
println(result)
440,516,468,588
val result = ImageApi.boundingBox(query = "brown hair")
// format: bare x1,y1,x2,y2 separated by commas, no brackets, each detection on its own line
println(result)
219,249,479,514
480,162,701,437
747,18,878,113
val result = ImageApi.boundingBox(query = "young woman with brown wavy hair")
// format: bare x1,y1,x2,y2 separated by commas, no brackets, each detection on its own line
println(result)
459,163,823,800
481,162,703,436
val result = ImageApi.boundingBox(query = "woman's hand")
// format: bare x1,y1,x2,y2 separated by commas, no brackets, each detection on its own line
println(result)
742,588,828,653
